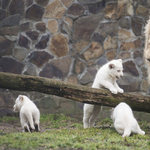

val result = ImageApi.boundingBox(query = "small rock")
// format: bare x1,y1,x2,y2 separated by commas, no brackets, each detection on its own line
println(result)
44,0,66,19
35,34,50,49
25,4,45,21
18,34,30,49
28,51,54,67
49,33,69,57
47,19,58,34
0,57,24,74
35,22,46,32
66,3,85,19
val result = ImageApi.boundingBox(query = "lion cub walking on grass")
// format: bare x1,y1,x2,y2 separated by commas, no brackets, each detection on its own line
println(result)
111,102,145,138
13,95,40,132
83,59,124,129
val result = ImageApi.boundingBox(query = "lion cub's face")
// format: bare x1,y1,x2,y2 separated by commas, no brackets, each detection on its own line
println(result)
13,95,24,112
108,59,123,80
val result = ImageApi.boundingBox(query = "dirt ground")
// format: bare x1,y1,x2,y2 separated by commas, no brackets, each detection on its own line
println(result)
0,122,22,133
0,121,52,133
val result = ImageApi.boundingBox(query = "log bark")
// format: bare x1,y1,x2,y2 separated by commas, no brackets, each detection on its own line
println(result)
0,72,150,113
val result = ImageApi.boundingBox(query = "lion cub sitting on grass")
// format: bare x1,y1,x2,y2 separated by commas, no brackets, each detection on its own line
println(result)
13,95,40,132
83,59,124,129
111,102,145,138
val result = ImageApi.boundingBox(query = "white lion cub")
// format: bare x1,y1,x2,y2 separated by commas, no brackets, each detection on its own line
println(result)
13,95,40,132
111,102,145,137
83,59,124,129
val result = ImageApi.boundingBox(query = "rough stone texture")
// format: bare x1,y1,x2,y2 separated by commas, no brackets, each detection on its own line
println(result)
65,17,73,27
123,61,139,76
134,51,144,67
141,66,147,78
87,66,97,78
117,52,131,60
35,0,49,6
74,57,85,74
79,71,94,85
92,32,107,44
119,17,130,30
0,26,18,36
118,74,140,92
0,9,7,22
135,5,149,20
49,33,69,57
104,36,118,51
28,51,54,67
26,30,39,41
47,20,58,34
142,79,149,92
73,13,103,41
88,1,105,14
106,50,117,60
104,1,133,20
0,14,21,27
35,34,50,49
104,2,118,20
20,22,31,32
23,63,37,76
67,74,78,84
44,0,66,19
39,56,71,79
35,22,46,32
77,0,102,5
82,42,104,61
39,96,58,109
131,16,143,36
9,0,24,16
118,28,135,41
66,3,85,19
18,34,30,49
120,38,142,51
0,57,24,74
72,41,89,53
134,50,143,59
25,4,45,21
2,0,11,9
0,36,14,57
98,22,118,36
97,57,108,67
61,0,74,7
60,21,72,37
26,0,33,7
0,93,14,108
13,48,29,61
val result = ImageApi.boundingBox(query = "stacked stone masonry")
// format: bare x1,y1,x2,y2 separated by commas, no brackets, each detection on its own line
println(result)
0,0,150,118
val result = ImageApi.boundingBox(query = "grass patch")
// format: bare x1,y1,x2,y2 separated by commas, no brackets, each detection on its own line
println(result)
0,116,18,123
0,113,150,150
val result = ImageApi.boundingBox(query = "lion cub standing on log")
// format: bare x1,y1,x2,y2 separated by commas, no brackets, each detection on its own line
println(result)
111,102,145,137
83,59,124,129
13,95,40,132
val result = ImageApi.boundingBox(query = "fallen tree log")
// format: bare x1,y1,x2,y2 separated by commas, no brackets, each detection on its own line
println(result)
0,72,150,113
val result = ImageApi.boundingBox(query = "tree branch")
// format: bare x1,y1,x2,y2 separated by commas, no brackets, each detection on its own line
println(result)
0,72,150,113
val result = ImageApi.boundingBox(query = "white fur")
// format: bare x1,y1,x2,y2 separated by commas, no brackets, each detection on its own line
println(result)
111,102,145,138
83,59,124,129
13,95,40,132
144,18,150,83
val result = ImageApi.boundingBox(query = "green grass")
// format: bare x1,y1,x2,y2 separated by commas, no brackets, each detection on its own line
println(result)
0,113,150,150
0,116,18,123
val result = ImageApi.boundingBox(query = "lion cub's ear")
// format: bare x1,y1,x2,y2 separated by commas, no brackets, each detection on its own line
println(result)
109,63,115,69
19,95,24,102
118,59,122,62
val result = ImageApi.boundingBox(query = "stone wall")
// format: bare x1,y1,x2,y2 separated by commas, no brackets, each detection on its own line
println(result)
0,0,150,119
